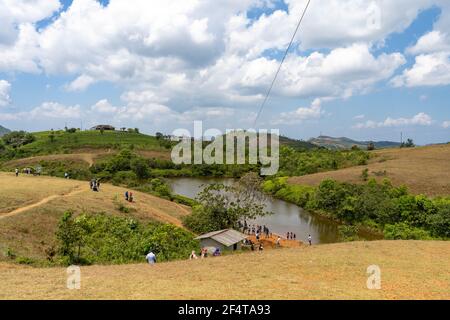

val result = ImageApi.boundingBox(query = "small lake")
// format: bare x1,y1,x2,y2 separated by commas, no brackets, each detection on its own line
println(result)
167,177,346,244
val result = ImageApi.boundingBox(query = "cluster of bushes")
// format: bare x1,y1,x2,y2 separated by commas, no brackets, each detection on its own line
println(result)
278,146,370,176
56,211,198,265
264,177,450,240
0,131,36,160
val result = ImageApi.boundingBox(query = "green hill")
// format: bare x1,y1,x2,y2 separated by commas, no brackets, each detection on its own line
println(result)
6,130,170,159
309,135,400,150
279,135,317,150
0,125,10,137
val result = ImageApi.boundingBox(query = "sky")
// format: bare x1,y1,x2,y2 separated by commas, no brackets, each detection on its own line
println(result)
0,0,449,145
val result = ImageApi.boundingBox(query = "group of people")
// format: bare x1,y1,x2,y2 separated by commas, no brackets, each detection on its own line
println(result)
242,223,271,240
189,247,221,260
124,191,134,202
15,167,41,176
243,238,264,251
286,232,297,240
89,178,101,192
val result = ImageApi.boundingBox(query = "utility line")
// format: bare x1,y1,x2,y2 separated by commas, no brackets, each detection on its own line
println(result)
253,0,311,126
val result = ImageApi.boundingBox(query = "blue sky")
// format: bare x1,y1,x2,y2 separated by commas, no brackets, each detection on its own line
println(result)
0,0,449,144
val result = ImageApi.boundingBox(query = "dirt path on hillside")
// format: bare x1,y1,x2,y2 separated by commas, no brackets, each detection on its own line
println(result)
0,186,88,220
4,153,101,169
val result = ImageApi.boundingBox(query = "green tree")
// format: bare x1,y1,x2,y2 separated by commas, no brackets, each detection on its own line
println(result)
49,130,55,143
130,158,150,180
2,131,35,148
401,138,415,148
183,172,271,233
56,211,84,264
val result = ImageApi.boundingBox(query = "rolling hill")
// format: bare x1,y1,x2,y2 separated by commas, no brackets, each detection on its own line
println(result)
0,125,10,137
0,172,190,262
289,144,450,197
0,240,448,299
309,135,401,150
279,135,317,150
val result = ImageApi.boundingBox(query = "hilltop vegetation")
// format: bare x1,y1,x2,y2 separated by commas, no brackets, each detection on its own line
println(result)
309,135,401,150
0,129,373,184
0,130,171,161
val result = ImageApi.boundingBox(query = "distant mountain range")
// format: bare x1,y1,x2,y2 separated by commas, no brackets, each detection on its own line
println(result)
0,125,11,137
308,136,401,150
279,135,317,150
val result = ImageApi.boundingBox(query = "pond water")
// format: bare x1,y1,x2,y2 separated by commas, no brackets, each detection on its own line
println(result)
166,177,347,244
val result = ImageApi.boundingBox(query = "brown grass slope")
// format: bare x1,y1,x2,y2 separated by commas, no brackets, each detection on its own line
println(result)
289,144,450,197
0,241,448,300
0,173,190,261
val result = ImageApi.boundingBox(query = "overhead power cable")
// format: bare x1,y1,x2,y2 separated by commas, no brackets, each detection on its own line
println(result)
253,0,312,126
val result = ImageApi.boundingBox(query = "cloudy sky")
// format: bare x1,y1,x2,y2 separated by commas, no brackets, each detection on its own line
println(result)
0,0,449,144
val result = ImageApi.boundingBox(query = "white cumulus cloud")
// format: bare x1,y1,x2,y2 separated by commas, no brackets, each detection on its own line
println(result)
0,80,11,107
354,112,433,129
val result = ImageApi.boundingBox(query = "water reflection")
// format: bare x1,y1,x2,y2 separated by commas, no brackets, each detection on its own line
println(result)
166,177,342,244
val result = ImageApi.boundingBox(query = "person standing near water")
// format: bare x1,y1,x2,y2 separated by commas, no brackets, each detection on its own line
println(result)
308,234,312,246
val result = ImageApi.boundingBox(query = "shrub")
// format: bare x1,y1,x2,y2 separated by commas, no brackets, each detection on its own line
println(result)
130,158,150,180
56,212,198,265
2,131,35,148
338,225,360,242
361,168,369,181
384,223,432,240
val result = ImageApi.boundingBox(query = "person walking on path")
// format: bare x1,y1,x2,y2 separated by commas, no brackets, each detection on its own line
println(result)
276,236,281,247
125,191,129,201
146,251,156,265
15,168,19,177
308,234,312,246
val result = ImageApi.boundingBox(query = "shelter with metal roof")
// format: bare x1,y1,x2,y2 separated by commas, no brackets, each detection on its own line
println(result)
195,229,247,251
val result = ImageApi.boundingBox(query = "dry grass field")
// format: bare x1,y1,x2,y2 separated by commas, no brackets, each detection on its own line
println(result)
289,144,450,197
0,172,190,261
0,241,448,300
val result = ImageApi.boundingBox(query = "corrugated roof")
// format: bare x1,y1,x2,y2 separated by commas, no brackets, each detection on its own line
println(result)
195,229,247,246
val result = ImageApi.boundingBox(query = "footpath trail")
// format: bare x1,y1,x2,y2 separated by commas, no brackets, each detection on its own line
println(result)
0,185,88,220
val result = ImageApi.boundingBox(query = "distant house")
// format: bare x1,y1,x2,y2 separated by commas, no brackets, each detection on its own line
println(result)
91,125,115,131
195,229,247,251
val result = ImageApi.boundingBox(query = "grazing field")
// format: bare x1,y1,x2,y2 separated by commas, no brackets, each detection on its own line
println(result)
288,144,450,197
0,241,448,300
0,173,190,261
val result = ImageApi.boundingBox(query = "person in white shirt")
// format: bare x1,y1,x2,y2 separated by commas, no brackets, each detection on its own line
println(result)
146,251,156,264
308,235,312,246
